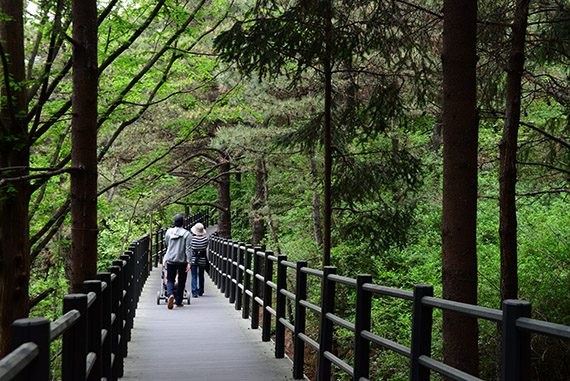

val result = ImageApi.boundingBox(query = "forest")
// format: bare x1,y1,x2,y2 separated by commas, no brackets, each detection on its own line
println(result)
0,0,569,379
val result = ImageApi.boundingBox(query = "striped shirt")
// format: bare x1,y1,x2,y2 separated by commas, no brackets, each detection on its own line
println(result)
191,235,208,251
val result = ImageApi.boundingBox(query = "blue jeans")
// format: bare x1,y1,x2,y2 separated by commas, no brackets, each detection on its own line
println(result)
166,262,188,305
191,264,205,296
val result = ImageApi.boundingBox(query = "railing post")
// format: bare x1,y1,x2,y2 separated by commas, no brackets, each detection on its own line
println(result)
120,251,134,346
114,258,129,370
215,237,221,286
251,246,262,329
228,241,236,302
158,229,164,265
153,230,159,268
97,272,113,381
242,244,253,320
293,260,308,380
210,237,218,286
109,262,125,378
275,254,287,358
354,274,372,381
235,242,244,311
262,250,274,342
63,294,88,381
83,280,102,381
317,266,336,381
502,299,531,381
410,284,433,381
129,242,141,309
220,239,227,293
11,317,50,381
142,236,150,283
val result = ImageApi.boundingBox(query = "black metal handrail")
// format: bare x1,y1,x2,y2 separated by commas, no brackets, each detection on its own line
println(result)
0,209,210,381
208,236,570,381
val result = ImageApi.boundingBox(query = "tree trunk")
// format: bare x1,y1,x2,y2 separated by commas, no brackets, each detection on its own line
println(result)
252,158,266,246
69,0,98,293
309,150,323,248
322,0,333,267
441,0,479,375
499,0,530,305
430,110,443,151
217,156,232,239
0,0,29,357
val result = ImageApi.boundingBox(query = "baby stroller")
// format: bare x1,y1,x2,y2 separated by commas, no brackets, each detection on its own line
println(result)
156,257,191,305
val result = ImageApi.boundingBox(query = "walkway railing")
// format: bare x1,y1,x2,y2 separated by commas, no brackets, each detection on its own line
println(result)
208,236,570,381
0,209,210,381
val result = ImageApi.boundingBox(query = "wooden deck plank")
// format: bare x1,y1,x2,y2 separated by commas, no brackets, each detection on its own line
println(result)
120,264,295,380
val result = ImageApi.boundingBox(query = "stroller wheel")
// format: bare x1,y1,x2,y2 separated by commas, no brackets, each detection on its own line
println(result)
156,291,161,305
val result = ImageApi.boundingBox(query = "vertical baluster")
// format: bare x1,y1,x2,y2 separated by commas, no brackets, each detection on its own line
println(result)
251,246,262,329
109,262,125,378
242,244,253,320
235,242,244,311
12,318,50,381
120,252,134,346
220,239,227,293
275,254,287,358
410,284,433,381
317,266,336,380
83,280,102,381
228,241,236,301
262,250,274,342
97,272,113,380
114,257,129,366
62,294,88,381
502,300,531,381
354,274,372,381
293,260,308,379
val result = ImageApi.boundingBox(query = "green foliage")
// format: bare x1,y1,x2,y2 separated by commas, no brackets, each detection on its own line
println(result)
518,196,570,323
10,0,570,379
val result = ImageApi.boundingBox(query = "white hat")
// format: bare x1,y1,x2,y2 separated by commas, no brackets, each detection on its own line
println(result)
191,223,206,235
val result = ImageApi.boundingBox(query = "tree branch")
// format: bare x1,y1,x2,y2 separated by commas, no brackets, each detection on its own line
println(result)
517,160,570,177
0,167,79,187
521,121,570,150
175,201,225,211
29,288,55,309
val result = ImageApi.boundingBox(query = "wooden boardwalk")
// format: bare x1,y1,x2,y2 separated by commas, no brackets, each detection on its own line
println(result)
119,259,295,380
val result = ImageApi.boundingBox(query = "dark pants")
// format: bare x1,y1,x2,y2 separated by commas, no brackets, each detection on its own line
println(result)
191,264,206,296
166,262,188,305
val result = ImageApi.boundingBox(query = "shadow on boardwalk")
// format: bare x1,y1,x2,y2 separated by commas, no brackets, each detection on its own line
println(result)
120,265,295,380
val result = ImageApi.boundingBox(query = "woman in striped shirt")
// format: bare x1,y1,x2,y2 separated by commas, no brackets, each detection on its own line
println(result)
190,223,208,297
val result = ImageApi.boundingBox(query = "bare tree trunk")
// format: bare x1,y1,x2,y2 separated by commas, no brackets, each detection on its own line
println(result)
0,0,29,357
309,150,323,248
107,158,120,202
217,156,232,239
441,0,479,375
431,110,443,151
499,0,530,305
252,158,267,246
69,0,98,293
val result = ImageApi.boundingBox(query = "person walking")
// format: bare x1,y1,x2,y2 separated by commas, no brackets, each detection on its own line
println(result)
164,214,191,309
190,222,208,297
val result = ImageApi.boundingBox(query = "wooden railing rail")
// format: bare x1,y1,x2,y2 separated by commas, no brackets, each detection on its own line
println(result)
0,253,137,381
0,209,210,381
208,236,570,381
